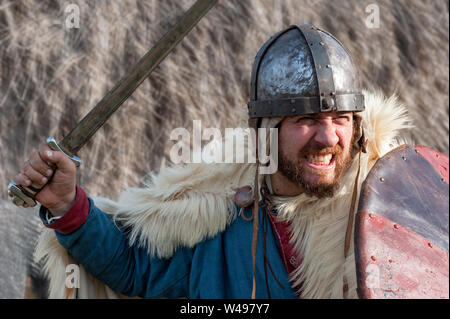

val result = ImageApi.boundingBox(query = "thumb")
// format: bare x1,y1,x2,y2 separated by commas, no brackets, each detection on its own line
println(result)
42,149,76,173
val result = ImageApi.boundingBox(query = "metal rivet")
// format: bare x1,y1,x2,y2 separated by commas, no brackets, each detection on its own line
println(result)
371,256,376,261
402,156,407,161
441,177,445,182
368,213,374,218
394,224,399,229
379,177,385,182
415,149,419,154
322,96,335,109
428,242,433,248
326,64,331,68
319,41,324,46
291,108,296,113
388,259,393,263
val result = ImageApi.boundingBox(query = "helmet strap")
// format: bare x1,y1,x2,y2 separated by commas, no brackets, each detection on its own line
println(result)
343,137,365,296
246,117,260,299
250,167,260,299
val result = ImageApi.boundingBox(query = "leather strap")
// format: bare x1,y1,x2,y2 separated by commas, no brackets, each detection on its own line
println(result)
344,125,367,258
344,150,362,258
251,171,259,299
247,117,260,299
342,150,362,297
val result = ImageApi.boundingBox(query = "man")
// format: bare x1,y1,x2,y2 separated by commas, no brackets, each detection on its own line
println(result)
16,25,410,298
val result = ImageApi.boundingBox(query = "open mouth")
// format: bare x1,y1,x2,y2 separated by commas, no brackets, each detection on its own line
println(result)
304,153,336,170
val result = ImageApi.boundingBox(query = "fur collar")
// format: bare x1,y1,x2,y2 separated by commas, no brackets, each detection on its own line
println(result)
35,89,411,298
271,90,411,298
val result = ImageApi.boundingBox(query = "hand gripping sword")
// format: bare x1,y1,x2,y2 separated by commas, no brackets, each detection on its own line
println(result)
8,0,218,208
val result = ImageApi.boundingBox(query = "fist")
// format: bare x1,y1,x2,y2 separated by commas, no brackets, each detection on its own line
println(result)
14,142,77,216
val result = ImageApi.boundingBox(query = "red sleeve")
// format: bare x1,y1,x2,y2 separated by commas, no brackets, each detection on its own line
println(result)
46,185,90,234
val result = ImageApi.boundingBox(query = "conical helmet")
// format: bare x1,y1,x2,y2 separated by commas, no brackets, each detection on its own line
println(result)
248,24,365,120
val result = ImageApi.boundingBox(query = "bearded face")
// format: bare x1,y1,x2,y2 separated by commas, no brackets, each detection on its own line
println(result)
277,112,359,198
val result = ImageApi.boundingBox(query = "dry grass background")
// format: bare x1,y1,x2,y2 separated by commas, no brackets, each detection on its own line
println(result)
0,0,448,200
0,0,448,298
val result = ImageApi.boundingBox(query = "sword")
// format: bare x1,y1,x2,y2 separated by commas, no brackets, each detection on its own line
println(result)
8,0,218,207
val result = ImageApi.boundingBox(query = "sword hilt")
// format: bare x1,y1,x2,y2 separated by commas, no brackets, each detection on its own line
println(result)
8,137,81,208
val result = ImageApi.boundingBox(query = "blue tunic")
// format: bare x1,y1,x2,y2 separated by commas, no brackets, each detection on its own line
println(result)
41,198,298,298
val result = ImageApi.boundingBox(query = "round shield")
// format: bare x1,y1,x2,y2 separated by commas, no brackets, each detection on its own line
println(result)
355,144,449,299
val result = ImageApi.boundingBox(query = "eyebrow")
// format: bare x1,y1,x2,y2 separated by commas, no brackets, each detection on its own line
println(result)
298,112,352,119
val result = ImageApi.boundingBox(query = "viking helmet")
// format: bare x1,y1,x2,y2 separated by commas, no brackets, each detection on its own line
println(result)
248,24,365,122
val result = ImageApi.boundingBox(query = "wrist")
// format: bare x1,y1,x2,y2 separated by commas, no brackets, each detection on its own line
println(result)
49,189,77,217
40,186,90,234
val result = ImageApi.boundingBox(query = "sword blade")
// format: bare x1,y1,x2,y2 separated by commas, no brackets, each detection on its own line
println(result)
59,0,217,155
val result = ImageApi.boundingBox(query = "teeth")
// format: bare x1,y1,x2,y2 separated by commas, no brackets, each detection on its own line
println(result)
306,154,333,165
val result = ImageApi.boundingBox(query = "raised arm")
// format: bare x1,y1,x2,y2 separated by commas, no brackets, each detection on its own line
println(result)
16,144,192,298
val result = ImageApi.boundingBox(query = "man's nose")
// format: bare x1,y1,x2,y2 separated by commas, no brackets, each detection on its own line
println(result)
314,122,339,148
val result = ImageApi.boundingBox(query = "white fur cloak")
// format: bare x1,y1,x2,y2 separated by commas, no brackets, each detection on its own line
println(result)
34,89,411,299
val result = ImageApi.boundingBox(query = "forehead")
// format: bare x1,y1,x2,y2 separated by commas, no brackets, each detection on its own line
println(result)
302,111,352,118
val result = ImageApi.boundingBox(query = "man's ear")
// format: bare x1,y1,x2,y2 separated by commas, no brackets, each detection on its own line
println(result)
353,113,367,153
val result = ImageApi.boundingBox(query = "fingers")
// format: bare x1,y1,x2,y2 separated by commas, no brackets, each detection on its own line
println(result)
15,162,48,189
39,144,76,174
14,172,32,187
23,164,49,185
29,144,54,177
38,142,56,170
16,147,52,187
17,142,76,188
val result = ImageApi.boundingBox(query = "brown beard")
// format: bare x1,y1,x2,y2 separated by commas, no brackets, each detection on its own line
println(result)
278,127,359,199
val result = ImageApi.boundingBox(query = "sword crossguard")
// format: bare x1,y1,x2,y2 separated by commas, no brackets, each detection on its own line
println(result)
45,137,82,167
8,137,82,208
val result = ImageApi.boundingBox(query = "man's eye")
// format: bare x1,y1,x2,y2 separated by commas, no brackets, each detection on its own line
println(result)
334,116,350,123
296,117,315,123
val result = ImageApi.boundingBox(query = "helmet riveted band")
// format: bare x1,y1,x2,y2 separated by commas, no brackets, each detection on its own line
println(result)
299,24,336,107
248,93,365,118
